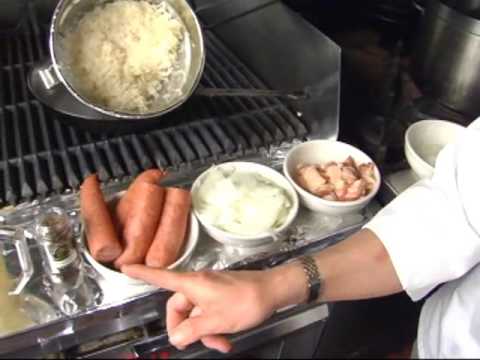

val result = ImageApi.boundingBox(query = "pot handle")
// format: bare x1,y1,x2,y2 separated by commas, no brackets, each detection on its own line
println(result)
0,227,34,296
37,61,61,90
194,86,309,101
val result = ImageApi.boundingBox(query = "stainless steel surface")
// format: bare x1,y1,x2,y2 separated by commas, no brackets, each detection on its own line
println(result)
37,0,205,120
443,0,480,15
0,144,377,356
77,302,328,359
177,304,329,359
0,214,362,358
413,0,480,117
0,226,34,296
378,169,419,205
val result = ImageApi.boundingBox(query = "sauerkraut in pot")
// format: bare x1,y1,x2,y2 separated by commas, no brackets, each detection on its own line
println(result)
63,0,186,113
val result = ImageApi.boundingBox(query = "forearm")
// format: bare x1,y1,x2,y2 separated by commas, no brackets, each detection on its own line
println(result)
267,229,403,309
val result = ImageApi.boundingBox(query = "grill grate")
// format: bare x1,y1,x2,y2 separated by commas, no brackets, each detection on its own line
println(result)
0,4,308,205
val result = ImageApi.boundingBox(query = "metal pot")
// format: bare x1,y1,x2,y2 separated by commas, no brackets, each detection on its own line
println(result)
413,0,480,117
37,0,206,120
29,0,310,122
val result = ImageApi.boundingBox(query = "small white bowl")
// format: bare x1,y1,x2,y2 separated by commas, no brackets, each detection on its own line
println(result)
405,120,465,179
82,192,200,287
283,140,381,215
191,162,299,248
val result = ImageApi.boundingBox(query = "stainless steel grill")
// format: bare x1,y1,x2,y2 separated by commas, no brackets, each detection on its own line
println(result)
0,3,311,205
0,1,344,357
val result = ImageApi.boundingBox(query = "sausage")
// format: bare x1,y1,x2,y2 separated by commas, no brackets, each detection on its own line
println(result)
136,169,167,185
115,169,166,230
81,174,123,263
114,182,166,269
145,188,191,269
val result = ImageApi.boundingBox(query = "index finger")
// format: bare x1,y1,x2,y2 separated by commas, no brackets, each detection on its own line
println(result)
122,264,190,292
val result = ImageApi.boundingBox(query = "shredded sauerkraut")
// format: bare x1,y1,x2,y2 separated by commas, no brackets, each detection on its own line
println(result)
64,0,185,113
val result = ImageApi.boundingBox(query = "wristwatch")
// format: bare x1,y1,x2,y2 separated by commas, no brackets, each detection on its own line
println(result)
298,255,323,304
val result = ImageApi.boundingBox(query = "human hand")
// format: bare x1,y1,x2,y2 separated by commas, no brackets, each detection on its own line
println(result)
122,265,305,353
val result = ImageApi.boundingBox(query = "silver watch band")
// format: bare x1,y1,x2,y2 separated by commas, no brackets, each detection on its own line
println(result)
299,255,323,303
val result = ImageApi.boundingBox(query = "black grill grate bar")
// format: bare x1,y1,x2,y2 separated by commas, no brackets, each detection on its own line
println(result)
0,63,4,108
207,65,287,135
201,72,244,115
202,43,308,137
180,128,209,160
29,7,46,59
22,24,37,64
83,133,112,182
186,125,217,158
0,103,292,165
154,132,184,167
27,6,42,37
202,67,283,144
97,140,126,179
203,63,280,143
205,33,309,135
53,118,80,189
35,102,64,192
204,120,236,153
0,109,13,204
23,103,48,195
215,119,248,151
203,64,254,111
268,107,297,138
131,135,154,170
205,34,276,96
1,63,35,71
11,107,34,200
205,40,277,110
69,127,92,179
6,42,16,105
117,137,141,177
143,134,169,170
166,130,198,164
5,35,14,66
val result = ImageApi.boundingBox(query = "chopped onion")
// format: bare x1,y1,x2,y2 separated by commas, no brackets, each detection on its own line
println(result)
193,168,292,236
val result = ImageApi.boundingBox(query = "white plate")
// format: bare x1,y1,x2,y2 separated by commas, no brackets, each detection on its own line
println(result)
82,192,199,288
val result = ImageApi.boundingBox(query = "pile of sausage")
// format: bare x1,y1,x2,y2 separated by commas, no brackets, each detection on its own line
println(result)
295,157,377,202
80,169,191,269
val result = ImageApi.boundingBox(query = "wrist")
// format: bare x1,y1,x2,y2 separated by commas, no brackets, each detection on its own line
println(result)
266,261,309,310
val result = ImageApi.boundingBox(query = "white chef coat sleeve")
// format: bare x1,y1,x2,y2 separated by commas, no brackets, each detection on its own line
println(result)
364,125,480,301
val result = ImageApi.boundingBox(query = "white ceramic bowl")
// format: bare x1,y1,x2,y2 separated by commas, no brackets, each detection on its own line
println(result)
283,140,381,215
191,162,299,248
405,120,465,179
82,192,200,287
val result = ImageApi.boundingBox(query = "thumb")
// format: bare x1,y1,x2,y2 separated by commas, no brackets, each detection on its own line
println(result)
201,335,233,354
169,316,221,349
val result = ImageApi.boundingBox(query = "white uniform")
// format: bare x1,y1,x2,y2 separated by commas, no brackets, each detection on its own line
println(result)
365,119,480,358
